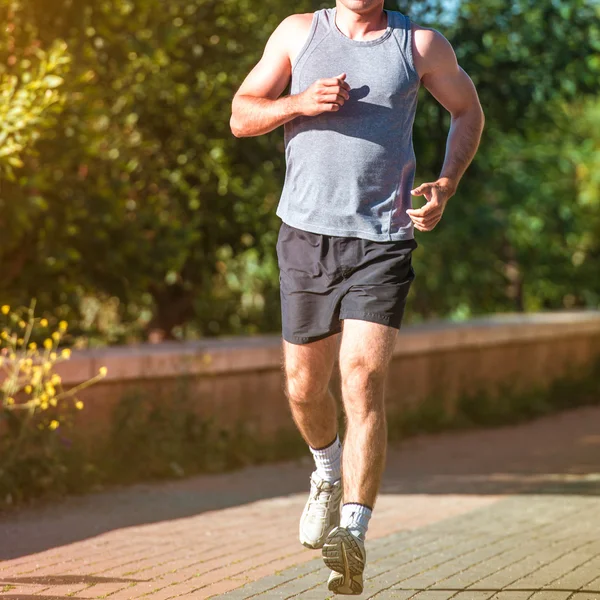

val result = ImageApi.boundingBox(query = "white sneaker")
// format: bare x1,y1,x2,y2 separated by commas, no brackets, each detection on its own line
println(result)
299,472,342,549
323,526,366,595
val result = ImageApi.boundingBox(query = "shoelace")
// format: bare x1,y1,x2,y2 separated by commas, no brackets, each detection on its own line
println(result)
307,480,336,518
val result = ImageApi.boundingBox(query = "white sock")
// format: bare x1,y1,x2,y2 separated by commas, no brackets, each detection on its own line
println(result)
341,503,372,541
310,435,342,483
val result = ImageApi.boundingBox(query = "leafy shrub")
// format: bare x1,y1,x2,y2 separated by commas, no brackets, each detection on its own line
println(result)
0,302,106,505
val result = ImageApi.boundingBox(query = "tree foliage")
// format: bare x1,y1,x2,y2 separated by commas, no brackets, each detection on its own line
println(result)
395,0,600,318
0,0,599,340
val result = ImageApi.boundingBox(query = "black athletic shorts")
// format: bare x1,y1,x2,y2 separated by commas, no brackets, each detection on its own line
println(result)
277,222,417,345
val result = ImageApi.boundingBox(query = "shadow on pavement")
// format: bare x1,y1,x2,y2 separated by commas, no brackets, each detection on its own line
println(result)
1,597,75,600
0,575,145,585
392,588,600,595
1,405,600,560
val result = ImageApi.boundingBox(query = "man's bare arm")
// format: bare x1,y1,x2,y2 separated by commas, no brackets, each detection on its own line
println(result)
230,14,350,138
407,27,484,232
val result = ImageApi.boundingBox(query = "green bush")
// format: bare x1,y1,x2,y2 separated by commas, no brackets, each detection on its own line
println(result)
0,302,106,505
0,0,599,341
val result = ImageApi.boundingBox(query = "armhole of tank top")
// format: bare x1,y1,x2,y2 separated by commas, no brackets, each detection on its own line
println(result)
404,16,418,78
290,11,319,74
393,14,419,84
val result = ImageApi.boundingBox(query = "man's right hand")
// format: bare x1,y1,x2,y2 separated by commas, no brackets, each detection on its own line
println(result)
297,73,351,116
231,14,350,137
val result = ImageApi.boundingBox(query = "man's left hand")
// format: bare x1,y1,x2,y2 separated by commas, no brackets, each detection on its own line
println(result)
406,178,456,232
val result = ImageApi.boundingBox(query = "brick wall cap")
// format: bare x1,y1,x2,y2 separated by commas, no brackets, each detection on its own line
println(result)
44,310,600,384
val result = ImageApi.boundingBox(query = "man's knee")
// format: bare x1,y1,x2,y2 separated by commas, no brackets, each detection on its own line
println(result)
284,364,330,406
340,356,387,413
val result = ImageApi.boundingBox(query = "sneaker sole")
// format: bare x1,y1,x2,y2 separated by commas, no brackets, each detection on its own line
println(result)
322,528,364,595
300,539,322,550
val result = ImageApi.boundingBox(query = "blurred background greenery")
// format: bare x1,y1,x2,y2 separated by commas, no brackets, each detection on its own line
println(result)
0,0,598,345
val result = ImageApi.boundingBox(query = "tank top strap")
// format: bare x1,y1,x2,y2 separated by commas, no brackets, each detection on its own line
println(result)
319,7,335,34
390,11,418,78
291,9,332,85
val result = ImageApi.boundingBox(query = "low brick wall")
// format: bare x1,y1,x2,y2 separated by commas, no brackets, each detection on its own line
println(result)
59,311,600,448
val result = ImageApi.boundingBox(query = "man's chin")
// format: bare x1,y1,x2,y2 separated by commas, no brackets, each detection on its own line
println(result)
338,0,384,13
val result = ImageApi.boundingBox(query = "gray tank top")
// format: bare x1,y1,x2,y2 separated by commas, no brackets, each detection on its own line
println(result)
276,8,420,242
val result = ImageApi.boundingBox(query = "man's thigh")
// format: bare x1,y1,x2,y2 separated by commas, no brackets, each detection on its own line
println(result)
338,319,398,382
282,335,340,391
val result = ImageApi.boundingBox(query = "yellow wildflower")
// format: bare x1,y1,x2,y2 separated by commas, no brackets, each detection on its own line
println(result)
24,385,32,394
0,331,7,339
61,348,71,359
40,392,49,402
99,366,108,377
40,401,49,410
50,398,57,407
43,362,52,372
31,370,42,386
49,420,59,430
1,305,9,315
75,400,84,410
40,318,48,327
28,342,37,350
6,397,15,405
17,338,24,346
52,332,60,342
18,320,26,329
44,338,53,350
45,383,56,397
51,374,61,385
50,352,57,361
58,320,68,332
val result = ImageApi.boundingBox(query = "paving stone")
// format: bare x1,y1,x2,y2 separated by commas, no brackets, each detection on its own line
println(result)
506,542,600,591
368,592,414,600
409,591,457,599
4,408,600,600
580,574,600,593
282,581,331,599
488,593,534,600
219,558,324,598
435,525,578,592
466,534,595,591
546,555,600,591
221,493,600,599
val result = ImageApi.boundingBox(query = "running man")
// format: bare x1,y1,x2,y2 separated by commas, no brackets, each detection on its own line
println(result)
230,0,484,594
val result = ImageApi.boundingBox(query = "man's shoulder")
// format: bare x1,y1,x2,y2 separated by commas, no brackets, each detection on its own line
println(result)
278,12,315,34
410,24,455,75
411,24,451,56
272,13,316,63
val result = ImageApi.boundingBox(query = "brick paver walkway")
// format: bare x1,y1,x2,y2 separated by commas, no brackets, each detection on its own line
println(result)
2,406,600,599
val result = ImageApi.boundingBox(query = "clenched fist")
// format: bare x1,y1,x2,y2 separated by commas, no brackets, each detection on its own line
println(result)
297,73,351,116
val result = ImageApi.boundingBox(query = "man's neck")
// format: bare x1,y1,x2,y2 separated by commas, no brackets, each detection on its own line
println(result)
334,3,388,41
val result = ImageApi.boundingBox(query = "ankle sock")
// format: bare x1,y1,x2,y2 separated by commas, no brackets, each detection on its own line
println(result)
310,435,342,483
341,503,372,541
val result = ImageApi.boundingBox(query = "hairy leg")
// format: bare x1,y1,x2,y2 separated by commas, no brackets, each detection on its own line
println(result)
283,335,340,449
338,320,398,507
